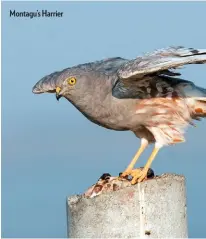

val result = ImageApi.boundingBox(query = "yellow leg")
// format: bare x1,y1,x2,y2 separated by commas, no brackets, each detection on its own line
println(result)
131,144,161,184
121,139,148,177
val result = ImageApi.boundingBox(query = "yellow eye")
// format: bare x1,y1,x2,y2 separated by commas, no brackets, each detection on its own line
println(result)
67,77,76,86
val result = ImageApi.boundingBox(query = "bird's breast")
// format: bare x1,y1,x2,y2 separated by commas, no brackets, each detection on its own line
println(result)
81,109,130,131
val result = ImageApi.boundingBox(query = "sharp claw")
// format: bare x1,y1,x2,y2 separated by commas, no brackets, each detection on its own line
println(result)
131,168,154,184
120,167,155,184
119,170,132,178
138,176,146,183
137,169,149,183
130,168,143,184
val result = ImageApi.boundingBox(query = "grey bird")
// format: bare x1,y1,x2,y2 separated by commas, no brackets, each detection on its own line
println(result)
32,46,206,184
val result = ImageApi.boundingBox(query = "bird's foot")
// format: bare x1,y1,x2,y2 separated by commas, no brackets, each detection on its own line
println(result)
131,167,154,184
130,168,145,184
119,169,133,179
119,167,154,184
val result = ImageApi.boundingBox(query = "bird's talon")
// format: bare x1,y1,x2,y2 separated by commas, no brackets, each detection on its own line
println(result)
138,176,146,183
130,168,143,184
137,170,148,183
130,168,150,184
120,170,132,178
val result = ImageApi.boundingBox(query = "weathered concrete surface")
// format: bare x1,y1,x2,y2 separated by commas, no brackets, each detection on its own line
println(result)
67,174,188,238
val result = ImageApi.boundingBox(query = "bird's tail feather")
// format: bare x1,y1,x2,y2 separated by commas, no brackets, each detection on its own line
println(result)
193,99,206,118
180,83,206,118
192,86,206,117
188,86,206,118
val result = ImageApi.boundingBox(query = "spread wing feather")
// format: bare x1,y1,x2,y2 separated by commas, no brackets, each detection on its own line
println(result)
118,46,206,79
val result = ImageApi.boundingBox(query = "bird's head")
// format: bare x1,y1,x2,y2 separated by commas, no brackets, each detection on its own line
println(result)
32,68,94,102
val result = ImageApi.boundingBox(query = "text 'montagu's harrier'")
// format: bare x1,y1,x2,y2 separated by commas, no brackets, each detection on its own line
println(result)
33,46,206,184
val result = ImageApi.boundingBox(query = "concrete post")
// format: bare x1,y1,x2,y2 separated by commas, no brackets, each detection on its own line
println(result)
67,174,188,238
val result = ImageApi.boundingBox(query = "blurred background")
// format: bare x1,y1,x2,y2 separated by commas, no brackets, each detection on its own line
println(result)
2,1,206,237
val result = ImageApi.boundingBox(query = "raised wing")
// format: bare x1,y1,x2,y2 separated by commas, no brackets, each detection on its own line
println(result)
118,46,206,79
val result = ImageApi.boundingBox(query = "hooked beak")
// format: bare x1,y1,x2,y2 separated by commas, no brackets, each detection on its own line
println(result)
56,87,62,101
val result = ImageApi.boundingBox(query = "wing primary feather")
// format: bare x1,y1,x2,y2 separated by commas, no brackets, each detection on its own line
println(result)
118,46,206,79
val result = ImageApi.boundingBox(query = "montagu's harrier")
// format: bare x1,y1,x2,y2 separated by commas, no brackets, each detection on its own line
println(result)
33,46,206,184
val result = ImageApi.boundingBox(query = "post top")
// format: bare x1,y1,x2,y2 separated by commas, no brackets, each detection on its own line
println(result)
68,173,185,206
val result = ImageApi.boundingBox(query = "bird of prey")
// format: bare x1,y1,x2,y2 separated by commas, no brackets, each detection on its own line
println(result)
32,46,206,184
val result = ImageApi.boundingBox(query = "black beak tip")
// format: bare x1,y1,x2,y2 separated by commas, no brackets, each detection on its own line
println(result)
56,94,62,101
